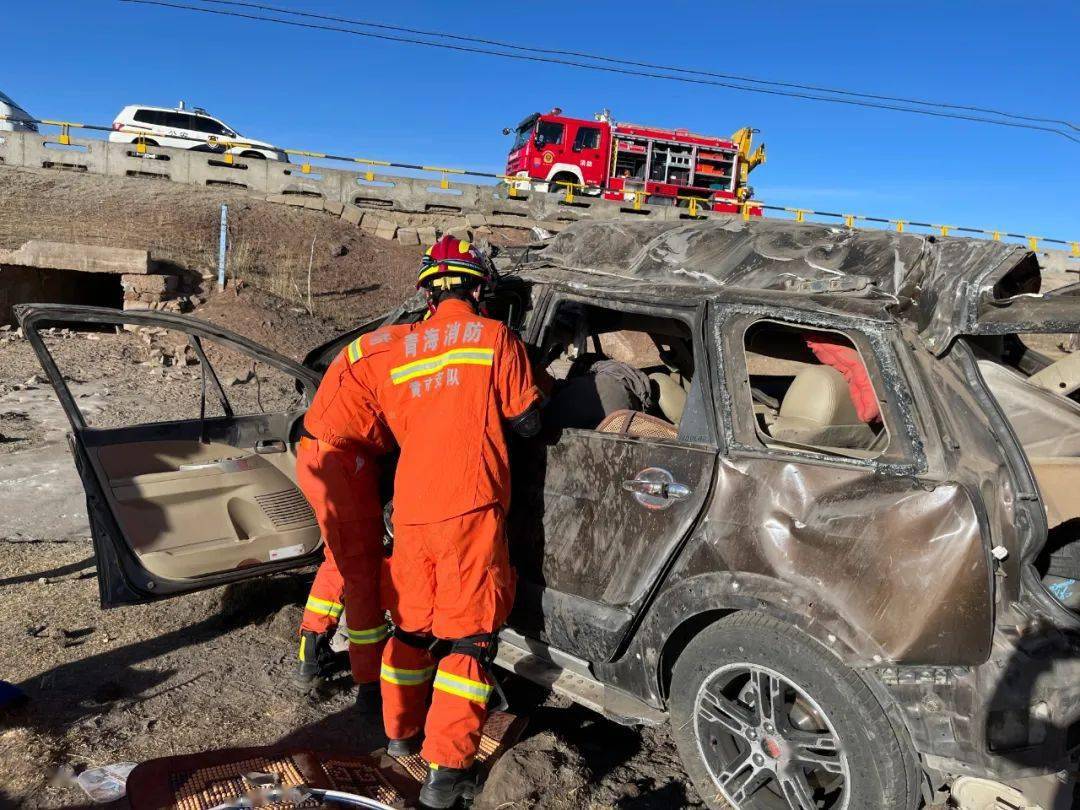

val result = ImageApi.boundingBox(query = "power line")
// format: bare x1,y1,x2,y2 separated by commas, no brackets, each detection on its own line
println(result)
117,0,1080,144
199,0,1078,133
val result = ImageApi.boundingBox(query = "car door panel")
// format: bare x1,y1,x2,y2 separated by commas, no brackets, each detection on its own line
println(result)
17,304,323,607
509,429,714,661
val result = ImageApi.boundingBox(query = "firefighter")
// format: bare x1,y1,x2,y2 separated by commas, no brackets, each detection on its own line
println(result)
295,322,408,708
375,236,544,808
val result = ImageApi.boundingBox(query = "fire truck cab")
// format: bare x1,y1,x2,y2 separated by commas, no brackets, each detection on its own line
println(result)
504,108,764,213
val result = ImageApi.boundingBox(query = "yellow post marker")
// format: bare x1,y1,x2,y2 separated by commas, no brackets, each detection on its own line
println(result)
224,152,234,165
742,202,752,222
301,163,311,174
58,124,71,146
508,183,518,197
793,209,808,223
364,170,375,182
991,230,1002,241
633,191,643,211
688,197,698,218
843,214,855,229
894,220,907,233
1028,236,1040,251
563,182,574,204
1071,242,1079,258
938,225,954,237
136,139,147,155
440,173,450,190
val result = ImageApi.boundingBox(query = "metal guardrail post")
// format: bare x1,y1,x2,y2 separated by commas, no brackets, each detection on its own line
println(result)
217,204,228,290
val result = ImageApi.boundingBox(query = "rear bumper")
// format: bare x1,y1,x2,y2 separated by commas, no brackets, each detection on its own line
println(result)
873,624,1080,787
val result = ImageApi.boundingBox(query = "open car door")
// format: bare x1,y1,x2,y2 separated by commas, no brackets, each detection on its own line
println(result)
16,304,325,608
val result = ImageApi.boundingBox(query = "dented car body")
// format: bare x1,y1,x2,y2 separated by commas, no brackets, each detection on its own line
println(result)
18,217,1080,809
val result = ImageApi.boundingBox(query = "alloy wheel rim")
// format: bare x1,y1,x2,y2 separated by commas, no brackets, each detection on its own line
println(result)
693,662,849,810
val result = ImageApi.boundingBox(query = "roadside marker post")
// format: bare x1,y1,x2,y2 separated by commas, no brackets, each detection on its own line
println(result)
218,204,228,291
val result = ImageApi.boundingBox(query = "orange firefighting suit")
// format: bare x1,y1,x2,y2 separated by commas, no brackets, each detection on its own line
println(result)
372,298,543,770
296,324,406,684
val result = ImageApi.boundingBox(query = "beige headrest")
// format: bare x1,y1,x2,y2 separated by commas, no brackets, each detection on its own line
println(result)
778,365,859,426
771,365,875,449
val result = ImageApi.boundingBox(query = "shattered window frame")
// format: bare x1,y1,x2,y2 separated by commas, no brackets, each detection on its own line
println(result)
712,303,926,476
535,290,718,449
740,319,892,461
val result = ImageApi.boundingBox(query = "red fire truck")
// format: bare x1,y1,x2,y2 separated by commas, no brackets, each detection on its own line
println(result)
503,108,765,212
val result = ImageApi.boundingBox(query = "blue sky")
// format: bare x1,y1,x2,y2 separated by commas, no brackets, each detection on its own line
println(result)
4,1,1078,243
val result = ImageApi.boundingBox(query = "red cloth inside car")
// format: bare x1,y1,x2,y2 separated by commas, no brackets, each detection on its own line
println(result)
804,335,881,423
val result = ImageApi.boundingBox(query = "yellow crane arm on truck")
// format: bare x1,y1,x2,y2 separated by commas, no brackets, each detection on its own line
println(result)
731,127,766,201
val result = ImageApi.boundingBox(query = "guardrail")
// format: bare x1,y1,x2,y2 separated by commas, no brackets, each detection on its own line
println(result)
2,113,1078,258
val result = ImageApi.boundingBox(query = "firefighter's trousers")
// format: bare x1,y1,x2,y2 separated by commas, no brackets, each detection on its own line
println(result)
296,437,389,684
381,506,514,770
300,547,346,635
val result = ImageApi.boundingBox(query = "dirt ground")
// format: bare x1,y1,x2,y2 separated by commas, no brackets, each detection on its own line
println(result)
0,308,701,808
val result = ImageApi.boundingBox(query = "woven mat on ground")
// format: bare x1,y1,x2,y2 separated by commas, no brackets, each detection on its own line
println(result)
124,711,526,810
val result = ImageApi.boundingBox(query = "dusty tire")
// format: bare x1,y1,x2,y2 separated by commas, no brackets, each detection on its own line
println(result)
669,612,917,810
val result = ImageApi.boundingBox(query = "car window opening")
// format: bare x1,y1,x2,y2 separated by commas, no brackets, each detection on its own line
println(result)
538,301,697,442
968,331,1080,615
743,321,889,461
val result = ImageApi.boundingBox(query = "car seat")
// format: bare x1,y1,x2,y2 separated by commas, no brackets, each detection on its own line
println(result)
648,371,688,426
769,365,876,449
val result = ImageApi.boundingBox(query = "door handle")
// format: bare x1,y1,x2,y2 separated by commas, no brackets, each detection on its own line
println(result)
622,467,692,510
622,479,691,500
255,439,287,454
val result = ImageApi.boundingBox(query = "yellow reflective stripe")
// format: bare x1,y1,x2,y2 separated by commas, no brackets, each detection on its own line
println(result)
346,624,389,645
433,670,492,704
381,663,435,686
298,635,308,662
417,264,485,284
346,337,363,364
305,596,344,618
390,348,494,385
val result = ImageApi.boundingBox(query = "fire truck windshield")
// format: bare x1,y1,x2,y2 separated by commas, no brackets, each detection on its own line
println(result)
511,124,532,152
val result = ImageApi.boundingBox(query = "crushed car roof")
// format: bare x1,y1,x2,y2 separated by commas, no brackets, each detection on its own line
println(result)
521,218,1049,348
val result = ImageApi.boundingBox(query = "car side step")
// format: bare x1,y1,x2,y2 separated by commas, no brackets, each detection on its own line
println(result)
495,633,667,727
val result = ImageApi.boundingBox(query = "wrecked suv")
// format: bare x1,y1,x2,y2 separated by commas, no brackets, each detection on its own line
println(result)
18,218,1080,809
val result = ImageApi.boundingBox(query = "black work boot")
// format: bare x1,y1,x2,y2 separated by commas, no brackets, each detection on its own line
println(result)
295,630,322,684
386,734,423,758
419,764,477,808
295,630,348,685
354,681,382,714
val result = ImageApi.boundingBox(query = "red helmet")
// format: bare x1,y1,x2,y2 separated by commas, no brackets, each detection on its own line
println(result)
417,235,490,290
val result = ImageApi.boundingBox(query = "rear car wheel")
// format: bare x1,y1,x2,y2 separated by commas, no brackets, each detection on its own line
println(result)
669,612,918,810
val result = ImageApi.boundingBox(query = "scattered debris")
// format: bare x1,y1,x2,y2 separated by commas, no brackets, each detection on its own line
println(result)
74,763,137,803
228,370,254,386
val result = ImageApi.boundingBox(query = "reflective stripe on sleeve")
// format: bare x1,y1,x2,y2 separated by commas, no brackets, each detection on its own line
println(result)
346,337,364,364
433,669,493,704
380,663,435,686
305,595,345,618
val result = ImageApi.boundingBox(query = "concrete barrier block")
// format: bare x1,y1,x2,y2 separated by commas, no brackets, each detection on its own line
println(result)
465,213,487,227
374,221,399,241
121,274,177,294
445,226,471,240
341,203,364,225
302,196,324,211
324,199,345,217
8,241,150,274
361,215,380,234
397,227,419,246
417,226,438,246
266,193,291,205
